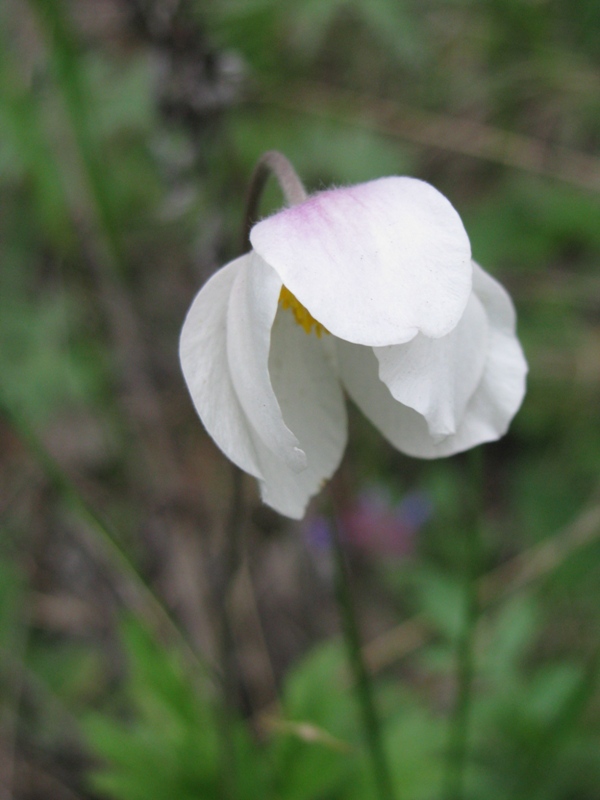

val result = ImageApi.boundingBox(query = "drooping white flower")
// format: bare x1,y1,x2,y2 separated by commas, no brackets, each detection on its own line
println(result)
180,175,527,519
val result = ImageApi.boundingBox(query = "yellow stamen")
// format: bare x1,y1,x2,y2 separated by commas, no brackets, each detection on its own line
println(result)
279,285,329,337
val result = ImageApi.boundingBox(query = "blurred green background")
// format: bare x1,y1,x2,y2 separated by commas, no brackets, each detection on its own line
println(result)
1,0,600,798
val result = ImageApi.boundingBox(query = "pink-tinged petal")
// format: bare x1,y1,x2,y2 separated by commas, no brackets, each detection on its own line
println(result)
337,263,527,458
179,257,262,477
250,177,472,347
252,309,348,518
374,293,488,438
227,251,307,472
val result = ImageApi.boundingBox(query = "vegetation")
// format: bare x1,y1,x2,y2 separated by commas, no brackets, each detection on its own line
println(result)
1,1,599,798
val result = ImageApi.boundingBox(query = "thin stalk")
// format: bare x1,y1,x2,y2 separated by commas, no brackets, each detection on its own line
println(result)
0,577,29,800
21,0,188,502
219,465,245,703
242,152,393,796
211,151,305,795
241,150,308,251
0,393,209,682
442,449,484,800
442,540,479,800
214,465,245,800
329,513,397,800
28,0,125,275
0,15,74,251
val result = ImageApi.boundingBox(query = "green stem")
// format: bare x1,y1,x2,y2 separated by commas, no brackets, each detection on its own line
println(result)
212,151,302,795
214,465,245,800
219,466,245,705
0,14,74,251
28,0,125,275
0,393,209,682
443,449,484,800
443,543,479,800
329,512,397,800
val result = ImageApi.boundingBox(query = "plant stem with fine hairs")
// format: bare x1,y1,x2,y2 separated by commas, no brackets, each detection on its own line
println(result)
243,152,395,797
213,152,306,796
329,512,397,800
213,464,246,800
443,449,484,800
224,152,305,709
241,150,308,252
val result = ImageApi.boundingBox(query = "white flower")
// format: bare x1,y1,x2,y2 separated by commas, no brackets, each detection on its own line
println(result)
180,176,527,519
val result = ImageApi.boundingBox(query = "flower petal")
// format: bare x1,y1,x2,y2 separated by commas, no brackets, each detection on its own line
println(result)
180,252,348,517
337,263,527,458
179,257,262,477
253,308,348,518
250,177,472,347
227,251,307,472
337,340,446,458
457,263,527,443
373,292,488,438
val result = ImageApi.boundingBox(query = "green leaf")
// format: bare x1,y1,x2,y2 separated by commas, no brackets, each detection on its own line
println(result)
272,642,356,799
411,567,465,642
481,597,540,686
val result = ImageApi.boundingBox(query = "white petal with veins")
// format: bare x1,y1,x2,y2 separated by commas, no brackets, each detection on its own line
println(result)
374,292,488,438
227,251,307,472
179,257,262,477
251,177,472,347
180,164,528,519
254,308,348,518
337,262,527,458
456,263,527,443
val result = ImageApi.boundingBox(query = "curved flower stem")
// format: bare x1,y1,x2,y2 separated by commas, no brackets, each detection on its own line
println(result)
329,510,397,800
442,449,484,800
242,150,308,250
213,154,303,795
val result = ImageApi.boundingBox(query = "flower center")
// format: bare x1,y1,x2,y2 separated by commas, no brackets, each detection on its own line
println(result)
279,285,329,337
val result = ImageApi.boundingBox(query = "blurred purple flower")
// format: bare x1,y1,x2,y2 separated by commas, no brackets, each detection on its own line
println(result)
303,488,433,560
304,514,333,552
